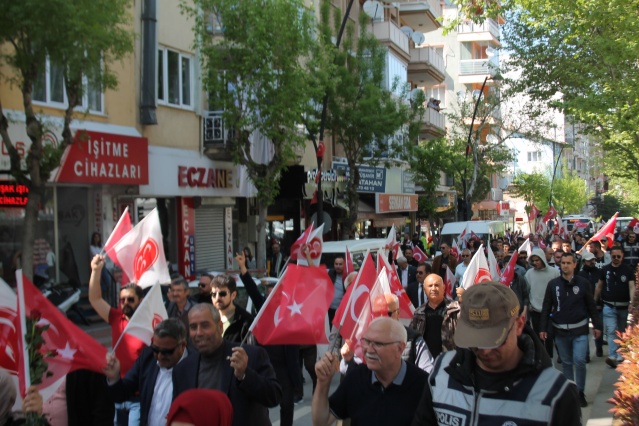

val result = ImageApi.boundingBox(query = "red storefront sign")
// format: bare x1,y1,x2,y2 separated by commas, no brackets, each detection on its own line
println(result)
177,197,196,280
54,130,149,184
0,181,29,208
375,193,418,213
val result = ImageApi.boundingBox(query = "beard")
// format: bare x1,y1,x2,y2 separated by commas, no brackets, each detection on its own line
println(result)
122,304,136,317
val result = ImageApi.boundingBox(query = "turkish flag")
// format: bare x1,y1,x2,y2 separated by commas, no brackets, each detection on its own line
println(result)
538,240,547,249
114,282,167,351
460,245,492,290
486,245,501,280
289,224,314,262
296,224,324,266
451,239,462,262
592,213,618,249
385,225,400,261
536,221,547,235
470,231,480,241
111,208,171,288
412,245,429,262
542,206,558,223
518,238,532,256
103,206,132,285
332,253,380,339
14,272,107,400
528,204,540,222
377,249,414,319
444,266,456,299
628,217,639,232
250,264,333,345
343,246,354,280
458,224,469,244
575,222,589,229
499,251,519,286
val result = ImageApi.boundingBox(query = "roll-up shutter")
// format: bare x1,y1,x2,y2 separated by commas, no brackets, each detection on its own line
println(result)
194,207,225,271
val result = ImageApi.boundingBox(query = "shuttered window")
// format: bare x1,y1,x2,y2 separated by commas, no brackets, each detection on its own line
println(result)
194,207,225,271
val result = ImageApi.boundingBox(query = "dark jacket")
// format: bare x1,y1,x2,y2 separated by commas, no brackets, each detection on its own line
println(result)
223,304,254,344
172,341,282,426
540,274,602,336
431,255,458,279
66,369,114,426
411,325,582,426
406,280,420,308
395,265,417,288
409,299,460,357
108,345,196,426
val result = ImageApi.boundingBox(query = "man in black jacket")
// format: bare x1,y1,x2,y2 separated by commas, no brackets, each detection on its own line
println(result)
210,274,253,343
539,252,602,407
104,319,192,426
174,303,281,426
578,251,604,357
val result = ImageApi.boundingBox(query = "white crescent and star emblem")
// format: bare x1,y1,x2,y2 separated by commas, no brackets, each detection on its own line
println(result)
350,285,370,322
58,342,77,360
287,300,303,316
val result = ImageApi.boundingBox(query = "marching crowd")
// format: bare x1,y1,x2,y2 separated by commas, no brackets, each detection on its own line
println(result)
2,225,638,426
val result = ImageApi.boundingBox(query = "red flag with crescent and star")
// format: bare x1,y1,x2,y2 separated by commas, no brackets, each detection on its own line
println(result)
591,213,618,249
13,272,108,401
376,249,415,319
250,264,333,345
499,250,519,286
412,245,429,263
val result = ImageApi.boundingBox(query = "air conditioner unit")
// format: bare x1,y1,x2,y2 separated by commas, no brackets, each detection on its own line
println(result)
490,188,503,201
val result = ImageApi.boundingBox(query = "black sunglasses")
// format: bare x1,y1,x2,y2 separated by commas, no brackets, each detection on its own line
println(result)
612,255,623,259
151,345,179,356
211,290,228,298
120,297,136,304
198,283,209,288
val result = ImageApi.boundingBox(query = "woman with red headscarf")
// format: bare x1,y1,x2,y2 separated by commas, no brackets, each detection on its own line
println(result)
166,389,233,426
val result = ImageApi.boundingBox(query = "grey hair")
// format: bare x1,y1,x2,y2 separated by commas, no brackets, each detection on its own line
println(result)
396,256,407,263
189,303,222,323
369,317,408,344
154,318,187,343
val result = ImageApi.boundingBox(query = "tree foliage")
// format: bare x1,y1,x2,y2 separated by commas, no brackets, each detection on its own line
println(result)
186,0,326,265
500,0,639,194
508,171,550,212
317,3,423,238
552,167,589,216
0,0,134,277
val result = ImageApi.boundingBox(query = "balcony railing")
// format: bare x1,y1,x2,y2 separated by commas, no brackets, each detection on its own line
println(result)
421,108,445,134
457,19,500,40
369,20,410,58
459,58,498,76
409,47,446,82
398,0,442,21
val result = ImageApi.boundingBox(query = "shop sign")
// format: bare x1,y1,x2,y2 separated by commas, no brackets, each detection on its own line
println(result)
177,198,196,280
0,181,29,208
375,193,418,213
177,166,234,189
54,130,149,184
402,171,415,194
332,163,386,193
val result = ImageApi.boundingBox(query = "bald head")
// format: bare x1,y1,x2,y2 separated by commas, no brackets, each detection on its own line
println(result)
368,316,407,344
424,273,445,306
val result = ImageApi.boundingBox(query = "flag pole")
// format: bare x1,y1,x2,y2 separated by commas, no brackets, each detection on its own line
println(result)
16,270,32,390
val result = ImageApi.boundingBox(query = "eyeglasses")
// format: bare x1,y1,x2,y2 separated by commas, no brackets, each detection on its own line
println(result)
198,282,209,288
120,297,136,304
416,271,425,275
461,255,470,258
387,308,399,317
612,255,623,259
211,290,228,298
151,345,180,356
360,337,400,350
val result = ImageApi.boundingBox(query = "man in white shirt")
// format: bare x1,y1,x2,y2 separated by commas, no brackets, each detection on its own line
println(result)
104,319,193,426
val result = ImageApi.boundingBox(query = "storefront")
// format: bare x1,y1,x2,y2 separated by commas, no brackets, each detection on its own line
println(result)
139,146,256,280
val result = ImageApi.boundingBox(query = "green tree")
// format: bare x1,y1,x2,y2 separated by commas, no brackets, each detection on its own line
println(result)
499,0,639,196
0,0,134,278
508,171,551,213
552,167,589,216
318,5,423,239
408,137,451,218
186,0,324,266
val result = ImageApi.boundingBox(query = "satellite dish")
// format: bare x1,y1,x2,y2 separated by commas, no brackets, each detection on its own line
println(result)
362,0,384,20
410,88,424,102
411,31,425,45
400,26,414,38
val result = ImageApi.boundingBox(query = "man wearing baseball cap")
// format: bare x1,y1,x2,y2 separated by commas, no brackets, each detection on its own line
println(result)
412,282,581,426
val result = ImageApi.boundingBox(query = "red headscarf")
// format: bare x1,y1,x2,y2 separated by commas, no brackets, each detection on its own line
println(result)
166,389,233,426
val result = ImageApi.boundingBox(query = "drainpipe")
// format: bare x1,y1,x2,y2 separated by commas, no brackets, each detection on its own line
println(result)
140,0,158,125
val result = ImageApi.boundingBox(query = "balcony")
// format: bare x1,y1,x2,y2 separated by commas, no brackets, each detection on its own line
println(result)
368,20,410,62
458,58,500,84
397,0,442,33
457,19,501,46
420,108,445,138
408,47,445,85
202,110,234,161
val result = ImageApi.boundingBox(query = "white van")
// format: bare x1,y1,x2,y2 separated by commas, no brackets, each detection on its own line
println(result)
438,220,506,248
320,238,387,270
562,215,594,234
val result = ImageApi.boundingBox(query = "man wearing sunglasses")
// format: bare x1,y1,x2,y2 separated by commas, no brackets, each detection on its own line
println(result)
89,255,146,425
594,247,636,368
412,282,581,426
104,319,192,426
211,274,253,344
313,317,428,426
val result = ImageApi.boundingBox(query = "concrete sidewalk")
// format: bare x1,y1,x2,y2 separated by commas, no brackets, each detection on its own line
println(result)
583,353,620,426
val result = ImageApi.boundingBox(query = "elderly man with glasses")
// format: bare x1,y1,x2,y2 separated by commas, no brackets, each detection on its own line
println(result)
594,247,636,368
312,317,428,426
412,283,581,426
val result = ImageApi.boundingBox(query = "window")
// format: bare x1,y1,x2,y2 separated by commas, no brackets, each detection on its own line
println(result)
158,47,193,108
527,151,542,162
33,58,103,113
